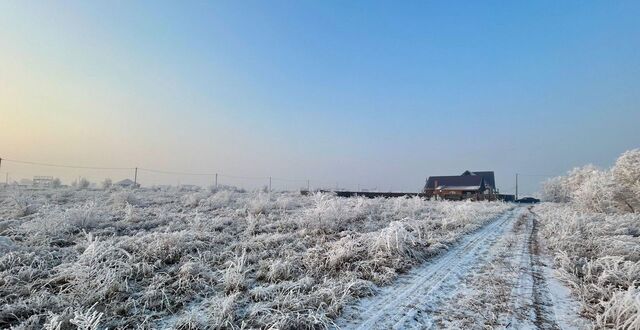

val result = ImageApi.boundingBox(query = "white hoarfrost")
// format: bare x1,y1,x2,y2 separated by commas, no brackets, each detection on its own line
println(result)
536,148,640,329
0,187,510,329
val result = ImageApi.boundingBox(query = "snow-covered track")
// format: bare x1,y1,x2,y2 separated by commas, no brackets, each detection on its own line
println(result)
338,207,525,329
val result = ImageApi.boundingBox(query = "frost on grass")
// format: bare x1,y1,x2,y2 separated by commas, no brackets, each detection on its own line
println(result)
0,186,510,329
536,149,640,329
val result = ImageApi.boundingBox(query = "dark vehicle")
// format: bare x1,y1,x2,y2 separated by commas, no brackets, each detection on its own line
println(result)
516,197,540,204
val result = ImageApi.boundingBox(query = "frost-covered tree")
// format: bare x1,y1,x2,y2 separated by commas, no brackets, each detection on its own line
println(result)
572,170,617,213
51,178,62,188
611,149,640,213
541,165,600,204
540,150,640,214
565,165,600,194
541,176,571,202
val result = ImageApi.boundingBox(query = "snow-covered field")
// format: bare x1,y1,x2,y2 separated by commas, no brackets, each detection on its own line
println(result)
2,149,637,330
0,187,510,329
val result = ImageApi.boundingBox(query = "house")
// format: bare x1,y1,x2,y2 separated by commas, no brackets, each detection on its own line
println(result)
115,178,139,188
424,170,496,199
461,171,496,193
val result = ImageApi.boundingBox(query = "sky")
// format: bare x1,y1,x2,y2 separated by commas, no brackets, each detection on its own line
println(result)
1,1,639,194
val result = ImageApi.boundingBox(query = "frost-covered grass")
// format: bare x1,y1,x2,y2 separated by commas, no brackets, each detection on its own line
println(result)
535,204,640,329
535,149,640,329
0,187,510,329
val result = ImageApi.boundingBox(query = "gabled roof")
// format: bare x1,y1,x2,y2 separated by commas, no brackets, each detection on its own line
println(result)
425,175,485,191
461,170,495,188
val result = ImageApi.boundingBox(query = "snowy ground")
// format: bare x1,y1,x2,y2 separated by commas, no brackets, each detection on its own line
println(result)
0,187,512,329
0,187,622,329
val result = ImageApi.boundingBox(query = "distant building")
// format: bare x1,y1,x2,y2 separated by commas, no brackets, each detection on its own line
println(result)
115,178,139,188
424,170,497,199
33,176,54,187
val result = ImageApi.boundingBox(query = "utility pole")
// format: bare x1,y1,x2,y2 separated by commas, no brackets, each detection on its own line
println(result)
215,173,218,188
134,167,138,187
515,173,518,200
269,176,272,192
307,179,310,192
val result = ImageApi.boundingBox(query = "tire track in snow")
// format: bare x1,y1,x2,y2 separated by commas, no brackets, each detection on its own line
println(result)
337,207,525,329
527,209,587,329
510,208,585,329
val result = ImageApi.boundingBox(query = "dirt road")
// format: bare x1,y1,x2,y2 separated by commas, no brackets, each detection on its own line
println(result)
337,207,589,329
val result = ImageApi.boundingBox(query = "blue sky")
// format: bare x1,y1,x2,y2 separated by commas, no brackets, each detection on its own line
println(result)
1,1,639,193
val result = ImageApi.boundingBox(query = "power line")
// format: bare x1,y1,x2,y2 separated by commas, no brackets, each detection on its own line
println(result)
271,176,307,182
4,159,289,183
1,157,373,190
3,158,134,170
138,167,279,181
219,173,271,180
137,167,215,176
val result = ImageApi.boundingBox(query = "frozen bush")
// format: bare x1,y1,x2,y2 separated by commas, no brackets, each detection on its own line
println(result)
101,178,112,190
247,192,275,215
64,202,101,229
51,178,62,189
77,178,90,190
371,221,419,259
109,190,140,207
